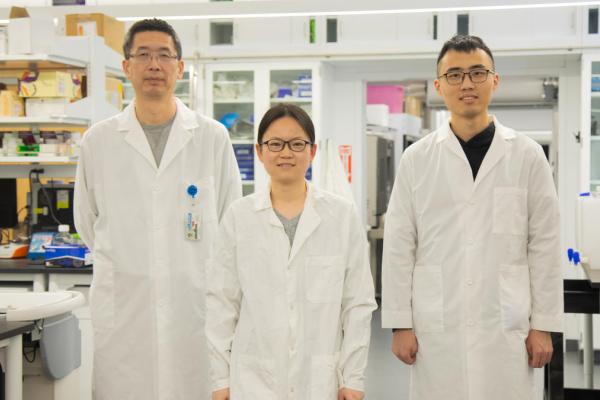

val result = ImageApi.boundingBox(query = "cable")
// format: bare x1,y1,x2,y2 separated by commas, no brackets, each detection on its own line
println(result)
29,169,63,227
22,345,37,363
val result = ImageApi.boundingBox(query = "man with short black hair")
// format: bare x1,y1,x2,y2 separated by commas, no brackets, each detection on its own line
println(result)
75,18,241,400
382,35,563,399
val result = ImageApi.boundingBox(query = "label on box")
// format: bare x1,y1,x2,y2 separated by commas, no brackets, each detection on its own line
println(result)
77,21,98,36
56,189,70,209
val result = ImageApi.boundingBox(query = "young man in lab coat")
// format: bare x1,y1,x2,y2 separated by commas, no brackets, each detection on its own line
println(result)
382,35,563,399
74,19,241,400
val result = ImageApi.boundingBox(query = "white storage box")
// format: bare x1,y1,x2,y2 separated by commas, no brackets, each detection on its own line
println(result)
25,98,70,117
366,104,390,127
8,7,55,55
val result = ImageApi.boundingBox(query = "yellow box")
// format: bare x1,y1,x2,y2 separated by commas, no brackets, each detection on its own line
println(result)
105,77,124,110
19,71,81,99
0,90,24,116
66,13,125,55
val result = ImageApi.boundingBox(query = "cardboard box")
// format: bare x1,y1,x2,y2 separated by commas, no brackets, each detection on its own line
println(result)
66,13,125,55
19,71,81,99
105,77,124,110
8,7,55,55
25,98,70,117
404,96,423,117
0,91,24,116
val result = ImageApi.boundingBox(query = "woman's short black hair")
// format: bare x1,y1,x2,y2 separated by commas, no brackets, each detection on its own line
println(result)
436,34,494,74
123,18,182,60
257,103,315,144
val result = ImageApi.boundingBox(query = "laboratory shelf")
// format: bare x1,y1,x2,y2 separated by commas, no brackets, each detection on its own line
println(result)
270,97,312,103
591,136,600,141
214,99,255,104
0,116,89,126
0,54,87,70
242,180,255,184
591,92,600,98
231,139,254,145
0,156,75,164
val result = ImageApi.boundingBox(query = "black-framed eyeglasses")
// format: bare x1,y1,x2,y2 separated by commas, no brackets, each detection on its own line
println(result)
439,68,494,85
127,51,179,64
260,138,312,152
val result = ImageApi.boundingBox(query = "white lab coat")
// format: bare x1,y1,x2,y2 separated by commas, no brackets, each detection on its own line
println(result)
382,118,563,400
206,183,376,399
74,99,241,400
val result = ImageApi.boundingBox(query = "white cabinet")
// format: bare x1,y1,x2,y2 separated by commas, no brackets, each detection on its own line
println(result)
234,18,296,47
337,15,401,44
469,7,581,50
204,61,322,194
581,54,600,192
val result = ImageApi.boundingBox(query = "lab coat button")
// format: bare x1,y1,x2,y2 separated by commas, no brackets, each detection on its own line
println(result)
467,319,474,327
467,279,473,286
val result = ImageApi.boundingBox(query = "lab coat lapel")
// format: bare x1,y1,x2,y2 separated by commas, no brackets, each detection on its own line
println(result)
157,99,197,176
473,118,512,191
252,187,284,228
120,103,157,171
289,184,321,263
439,122,471,169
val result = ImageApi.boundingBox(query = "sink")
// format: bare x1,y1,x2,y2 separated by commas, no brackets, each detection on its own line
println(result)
0,291,85,321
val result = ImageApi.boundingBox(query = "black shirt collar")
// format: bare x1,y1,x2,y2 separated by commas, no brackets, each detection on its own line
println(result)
455,121,495,148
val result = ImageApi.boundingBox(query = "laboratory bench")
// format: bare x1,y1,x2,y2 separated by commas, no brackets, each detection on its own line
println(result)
0,259,92,293
546,272,600,400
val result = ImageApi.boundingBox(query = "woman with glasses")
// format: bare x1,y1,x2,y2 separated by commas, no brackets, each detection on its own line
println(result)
206,103,376,400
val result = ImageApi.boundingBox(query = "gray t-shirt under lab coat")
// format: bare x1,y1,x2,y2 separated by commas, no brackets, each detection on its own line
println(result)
140,114,176,167
274,209,301,246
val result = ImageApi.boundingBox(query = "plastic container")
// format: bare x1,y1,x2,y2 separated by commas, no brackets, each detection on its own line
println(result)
52,224,73,245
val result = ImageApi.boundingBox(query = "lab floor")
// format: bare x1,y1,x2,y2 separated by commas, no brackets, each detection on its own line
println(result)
364,307,600,399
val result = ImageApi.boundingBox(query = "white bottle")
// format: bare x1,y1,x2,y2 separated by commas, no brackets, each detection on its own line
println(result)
53,224,72,246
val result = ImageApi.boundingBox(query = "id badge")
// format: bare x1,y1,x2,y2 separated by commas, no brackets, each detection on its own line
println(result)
185,210,202,241
185,184,201,241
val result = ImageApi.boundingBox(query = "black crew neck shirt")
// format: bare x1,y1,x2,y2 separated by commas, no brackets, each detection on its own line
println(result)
454,122,495,180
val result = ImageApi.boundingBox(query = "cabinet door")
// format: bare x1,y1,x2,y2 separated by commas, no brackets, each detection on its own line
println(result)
470,7,580,49
234,18,293,47
581,56,600,192
337,15,399,44
208,68,256,195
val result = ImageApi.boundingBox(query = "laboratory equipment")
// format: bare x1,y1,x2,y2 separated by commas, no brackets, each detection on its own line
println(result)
0,179,17,229
366,132,395,228
0,290,85,400
29,180,75,234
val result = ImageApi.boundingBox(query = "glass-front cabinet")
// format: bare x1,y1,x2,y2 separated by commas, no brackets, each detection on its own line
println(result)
205,62,320,196
583,55,600,192
206,67,256,196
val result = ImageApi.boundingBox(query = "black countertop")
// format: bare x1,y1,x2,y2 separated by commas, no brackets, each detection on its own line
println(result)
0,318,35,341
0,259,93,274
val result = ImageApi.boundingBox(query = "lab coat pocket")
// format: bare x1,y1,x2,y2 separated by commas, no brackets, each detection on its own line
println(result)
499,264,531,332
89,260,115,331
412,265,444,333
310,354,338,400
237,354,277,400
493,187,527,236
305,255,344,303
